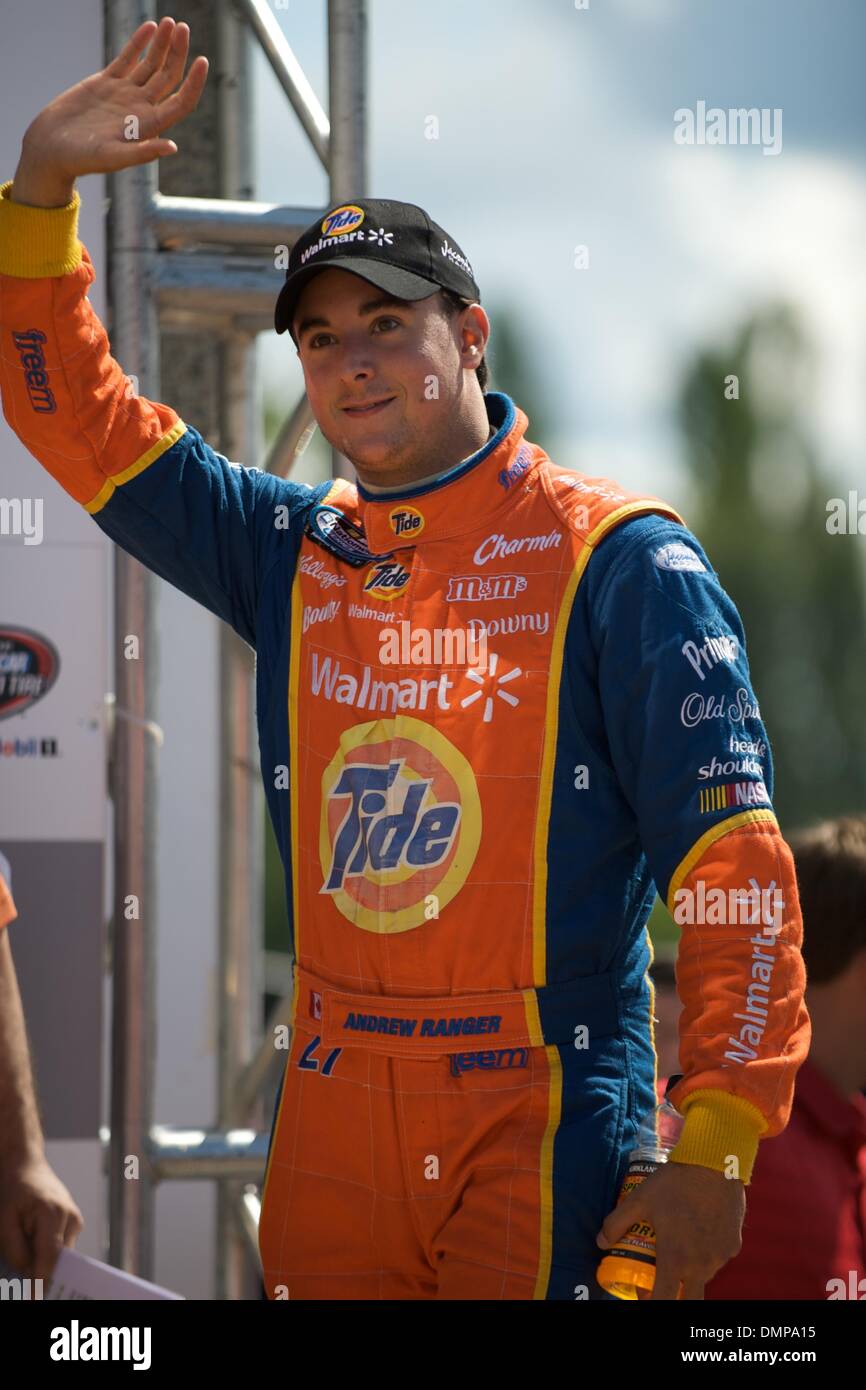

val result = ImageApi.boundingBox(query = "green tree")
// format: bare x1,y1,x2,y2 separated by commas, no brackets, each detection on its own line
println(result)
678,301,866,827
483,297,554,443
651,303,866,960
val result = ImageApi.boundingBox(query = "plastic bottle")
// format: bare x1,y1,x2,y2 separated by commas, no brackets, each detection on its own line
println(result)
596,1075,685,1299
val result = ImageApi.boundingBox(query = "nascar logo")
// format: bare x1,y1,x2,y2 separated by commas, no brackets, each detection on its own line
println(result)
322,205,365,237
306,504,382,567
699,780,770,814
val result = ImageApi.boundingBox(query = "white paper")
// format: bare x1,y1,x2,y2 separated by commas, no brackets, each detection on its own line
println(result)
41,1248,184,1301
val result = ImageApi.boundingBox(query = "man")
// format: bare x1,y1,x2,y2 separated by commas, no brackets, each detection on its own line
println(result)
0,17,810,1300
706,815,866,1301
0,853,84,1281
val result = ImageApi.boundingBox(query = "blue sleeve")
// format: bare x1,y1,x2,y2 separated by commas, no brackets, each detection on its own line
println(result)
91,424,330,649
580,514,776,900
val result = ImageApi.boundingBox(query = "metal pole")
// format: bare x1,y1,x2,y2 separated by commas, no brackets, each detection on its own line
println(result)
150,192,320,248
262,393,318,479
99,0,369,1295
105,0,160,1279
216,0,263,1302
327,0,368,482
155,0,261,1302
235,0,330,168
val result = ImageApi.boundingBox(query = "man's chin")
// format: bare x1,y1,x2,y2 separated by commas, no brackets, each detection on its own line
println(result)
337,435,403,472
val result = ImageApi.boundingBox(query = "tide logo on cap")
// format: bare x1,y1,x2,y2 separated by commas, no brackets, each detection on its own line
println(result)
388,506,424,539
320,717,481,933
322,205,365,238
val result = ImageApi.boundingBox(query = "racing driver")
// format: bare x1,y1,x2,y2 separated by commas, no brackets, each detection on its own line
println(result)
0,18,810,1300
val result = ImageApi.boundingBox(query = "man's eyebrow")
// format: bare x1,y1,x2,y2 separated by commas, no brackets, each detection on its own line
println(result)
295,295,412,341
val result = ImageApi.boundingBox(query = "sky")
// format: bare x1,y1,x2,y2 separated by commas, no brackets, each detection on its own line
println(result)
253,0,866,505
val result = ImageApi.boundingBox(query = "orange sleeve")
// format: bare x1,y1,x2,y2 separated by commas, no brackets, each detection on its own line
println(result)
0,180,182,509
665,816,810,1182
0,179,319,649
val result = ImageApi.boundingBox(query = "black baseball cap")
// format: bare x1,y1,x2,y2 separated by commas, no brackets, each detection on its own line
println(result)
274,198,481,340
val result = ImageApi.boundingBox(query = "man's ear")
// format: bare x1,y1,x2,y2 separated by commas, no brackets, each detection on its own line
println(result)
462,302,489,358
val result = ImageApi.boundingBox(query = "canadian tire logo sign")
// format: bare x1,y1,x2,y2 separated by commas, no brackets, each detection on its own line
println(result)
0,627,60,720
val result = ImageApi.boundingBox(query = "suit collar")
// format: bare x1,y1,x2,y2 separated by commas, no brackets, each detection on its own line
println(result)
358,392,537,553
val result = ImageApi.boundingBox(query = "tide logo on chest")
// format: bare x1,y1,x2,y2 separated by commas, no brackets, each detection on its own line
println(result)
362,559,411,601
319,717,481,933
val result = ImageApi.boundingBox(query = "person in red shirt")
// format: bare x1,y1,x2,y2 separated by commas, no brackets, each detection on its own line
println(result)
704,815,866,1301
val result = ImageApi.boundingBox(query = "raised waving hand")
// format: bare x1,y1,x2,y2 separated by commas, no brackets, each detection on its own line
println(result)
12,17,208,207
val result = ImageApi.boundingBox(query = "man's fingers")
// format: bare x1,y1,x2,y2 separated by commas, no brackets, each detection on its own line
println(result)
110,138,179,171
130,16,177,87
596,1194,642,1249
0,1216,31,1278
105,20,158,79
62,1206,84,1246
153,57,209,128
31,1209,65,1284
650,1257,683,1301
143,21,191,102
91,137,178,174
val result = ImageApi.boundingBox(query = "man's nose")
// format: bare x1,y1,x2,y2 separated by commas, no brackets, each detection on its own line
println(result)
337,334,378,375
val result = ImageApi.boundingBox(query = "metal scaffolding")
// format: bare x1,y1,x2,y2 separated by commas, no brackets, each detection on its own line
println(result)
104,0,366,1296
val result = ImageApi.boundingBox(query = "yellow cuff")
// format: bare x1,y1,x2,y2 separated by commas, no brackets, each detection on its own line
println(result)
0,179,83,277
667,1088,767,1185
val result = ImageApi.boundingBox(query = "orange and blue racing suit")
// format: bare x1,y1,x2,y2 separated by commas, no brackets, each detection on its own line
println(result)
0,183,810,1299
